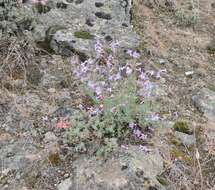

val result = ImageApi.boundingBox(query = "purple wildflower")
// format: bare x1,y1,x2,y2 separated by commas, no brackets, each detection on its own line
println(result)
155,69,167,79
95,40,103,58
128,123,135,129
126,66,132,75
42,115,48,122
106,55,113,68
148,113,160,121
126,49,133,56
146,70,155,76
87,81,96,89
109,73,121,81
133,129,142,137
95,86,102,96
115,73,121,80
107,88,112,93
143,80,154,91
132,51,140,59
90,107,101,116
139,72,146,81
70,56,77,65
172,111,178,118
126,49,140,59
80,62,88,73
110,41,119,54
78,104,84,110
139,133,147,140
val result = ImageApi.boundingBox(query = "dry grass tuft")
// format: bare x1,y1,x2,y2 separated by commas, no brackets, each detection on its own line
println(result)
0,37,36,90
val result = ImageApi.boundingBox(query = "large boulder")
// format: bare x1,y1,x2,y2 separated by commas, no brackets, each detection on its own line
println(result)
58,146,164,190
32,0,139,57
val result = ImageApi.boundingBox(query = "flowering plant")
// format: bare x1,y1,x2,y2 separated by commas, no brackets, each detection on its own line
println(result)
67,40,162,155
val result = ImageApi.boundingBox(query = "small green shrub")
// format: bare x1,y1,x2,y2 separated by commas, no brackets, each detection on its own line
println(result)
175,8,199,26
173,121,191,134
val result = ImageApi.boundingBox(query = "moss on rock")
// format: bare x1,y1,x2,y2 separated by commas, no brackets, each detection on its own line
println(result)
74,30,94,40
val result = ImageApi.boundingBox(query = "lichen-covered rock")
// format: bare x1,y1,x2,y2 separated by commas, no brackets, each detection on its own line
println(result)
174,131,196,147
0,1,36,36
66,146,164,190
35,0,139,57
192,88,215,122
0,0,139,58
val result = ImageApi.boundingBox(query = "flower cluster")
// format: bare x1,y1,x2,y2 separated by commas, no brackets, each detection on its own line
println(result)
67,39,165,154
128,123,147,140
126,49,140,59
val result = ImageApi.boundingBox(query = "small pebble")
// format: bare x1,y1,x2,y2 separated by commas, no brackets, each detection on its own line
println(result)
48,88,56,93
185,71,194,76
64,173,70,178
159,59,167,64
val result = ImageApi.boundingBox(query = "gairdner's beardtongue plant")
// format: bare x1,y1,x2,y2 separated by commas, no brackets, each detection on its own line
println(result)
63,40,165,154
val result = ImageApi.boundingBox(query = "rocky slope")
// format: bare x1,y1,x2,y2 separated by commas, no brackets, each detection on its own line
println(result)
0,0,214,190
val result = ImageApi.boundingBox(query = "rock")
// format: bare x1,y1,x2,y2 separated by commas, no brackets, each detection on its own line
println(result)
0,0,140,58
143,0,177,11
159,59,168,65
48,88,56,93
69,146,163,190
0,137,38,173
125,146,164,185
0,132,13,143
192,88,215,122
0,1,35,36
206,41,215,54
57,178,72,190
52,107,75,119
174,131,196,146
185,71,194,76
192,88,215,146
35,0,139,57
26,64,43,86
44,132,57,143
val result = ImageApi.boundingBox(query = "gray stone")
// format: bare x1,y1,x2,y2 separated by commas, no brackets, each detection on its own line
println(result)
34,0,139,57
0,0,139,58
174,131,196,146
143,0,177,11
44,132,57,143
26,64,43,86
192,88,215,121
159,59,168,65
69,146,163,190
57,178,72,190
124,146,164,185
